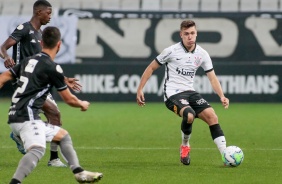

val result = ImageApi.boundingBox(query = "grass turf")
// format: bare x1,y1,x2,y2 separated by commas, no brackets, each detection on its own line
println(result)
0,100,282,183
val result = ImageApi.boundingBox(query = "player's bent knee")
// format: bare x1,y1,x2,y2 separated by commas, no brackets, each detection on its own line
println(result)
53,128,69,142
29,146,45,160
183,107,195,124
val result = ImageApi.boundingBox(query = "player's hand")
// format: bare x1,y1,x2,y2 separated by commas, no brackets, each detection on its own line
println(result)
65,77,82,92
80,101,90,111
4,57,15,68
136,90,145,107
220,96,229,109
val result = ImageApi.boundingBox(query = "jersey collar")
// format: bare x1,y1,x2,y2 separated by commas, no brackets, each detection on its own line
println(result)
180,41,196,53
41,51,51,58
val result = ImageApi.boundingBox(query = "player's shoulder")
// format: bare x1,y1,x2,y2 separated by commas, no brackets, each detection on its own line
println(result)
15,22,31,31
11,22,32,38
161,42,183,56
29,53,53,69
28,54,63,77
166,42,182,51
195,44,209,56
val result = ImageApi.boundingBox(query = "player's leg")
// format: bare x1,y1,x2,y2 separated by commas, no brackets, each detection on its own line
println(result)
42,94,66,167
190,92,226,155
9,120,47,184
51,127,103,183
165,91,195,165
197,107,226,154
179,106,195,165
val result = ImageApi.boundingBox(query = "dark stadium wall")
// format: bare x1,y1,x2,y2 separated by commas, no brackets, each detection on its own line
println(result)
48,62,282,103
60,10,282,64
1,11,282,102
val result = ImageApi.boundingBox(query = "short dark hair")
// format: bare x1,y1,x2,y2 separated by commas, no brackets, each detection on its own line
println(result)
33,0,52,10
180,20,196,30
42,26,61,49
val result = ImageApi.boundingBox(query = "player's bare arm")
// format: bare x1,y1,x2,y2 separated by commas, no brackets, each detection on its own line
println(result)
64,77,82,92
58,88,89,111
0,70,13,88
136,59,160,106
206,70,229,109
0,38,17,68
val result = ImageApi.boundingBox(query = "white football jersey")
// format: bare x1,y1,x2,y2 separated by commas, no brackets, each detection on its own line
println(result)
156,42,213,101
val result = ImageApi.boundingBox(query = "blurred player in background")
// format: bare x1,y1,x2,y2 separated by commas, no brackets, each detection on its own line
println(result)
0,0,81,167
0,26,103,184
136,20,229,165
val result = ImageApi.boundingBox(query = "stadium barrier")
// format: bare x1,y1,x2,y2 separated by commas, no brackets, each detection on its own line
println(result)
1,11,282,102
49,62,282,103
59,10,282,63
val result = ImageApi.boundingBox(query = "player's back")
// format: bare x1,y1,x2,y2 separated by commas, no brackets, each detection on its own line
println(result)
8,52,59,123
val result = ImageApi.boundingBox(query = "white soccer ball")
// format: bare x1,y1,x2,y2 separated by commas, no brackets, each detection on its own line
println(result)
222,146,244,167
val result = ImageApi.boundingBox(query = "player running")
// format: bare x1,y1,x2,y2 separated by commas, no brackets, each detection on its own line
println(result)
0,0,80,167
0,26,103,184
136,20,229,165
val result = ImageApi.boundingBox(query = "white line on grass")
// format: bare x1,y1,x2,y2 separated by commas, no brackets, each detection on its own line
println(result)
2,146,282,151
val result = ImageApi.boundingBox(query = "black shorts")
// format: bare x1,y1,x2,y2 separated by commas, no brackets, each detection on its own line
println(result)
165,91,211,117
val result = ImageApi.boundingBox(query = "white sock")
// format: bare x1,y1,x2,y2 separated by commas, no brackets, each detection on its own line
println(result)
181,131,191,146
213,136,226,154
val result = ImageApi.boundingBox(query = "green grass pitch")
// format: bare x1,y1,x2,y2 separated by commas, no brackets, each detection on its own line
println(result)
1,99,282,184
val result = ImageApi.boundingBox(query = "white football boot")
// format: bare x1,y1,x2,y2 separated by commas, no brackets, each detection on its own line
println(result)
75,170,103,183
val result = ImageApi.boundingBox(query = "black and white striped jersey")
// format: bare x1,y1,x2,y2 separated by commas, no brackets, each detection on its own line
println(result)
8,52,67,123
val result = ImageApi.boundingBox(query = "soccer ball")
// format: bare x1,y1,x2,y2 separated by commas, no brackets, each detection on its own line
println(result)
222,146,244,167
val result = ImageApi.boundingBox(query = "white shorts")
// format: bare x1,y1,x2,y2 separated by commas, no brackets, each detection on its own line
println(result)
9,120,60,150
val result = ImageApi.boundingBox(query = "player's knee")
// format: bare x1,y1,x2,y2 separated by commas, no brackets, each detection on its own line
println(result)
53,128,69,141
29,146,45,160
60,134,72,145
183,107,195,124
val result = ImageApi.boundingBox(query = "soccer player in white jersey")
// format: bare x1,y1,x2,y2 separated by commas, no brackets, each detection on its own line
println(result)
136,20,229,165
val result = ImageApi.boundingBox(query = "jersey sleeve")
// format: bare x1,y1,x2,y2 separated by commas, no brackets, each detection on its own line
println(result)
10,23,29,42
48,64,67,91
155,47,173,65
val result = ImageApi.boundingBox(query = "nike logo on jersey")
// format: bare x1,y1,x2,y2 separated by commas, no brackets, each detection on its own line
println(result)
176,58,182,60
29,30,34,34
30,39,36,43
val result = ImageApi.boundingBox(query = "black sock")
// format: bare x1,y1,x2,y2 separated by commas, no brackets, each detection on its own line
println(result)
50,151,59,160
10,178,21,184
209,124,224,140
181,117,192,135
73,167,84,174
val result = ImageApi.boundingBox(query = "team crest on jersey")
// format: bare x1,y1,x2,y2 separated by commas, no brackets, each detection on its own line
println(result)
17,24,24,30
179,99,189,105
56,65,63,73
194,56,202,66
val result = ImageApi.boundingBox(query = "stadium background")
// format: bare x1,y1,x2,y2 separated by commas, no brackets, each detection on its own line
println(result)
0,0,282,102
